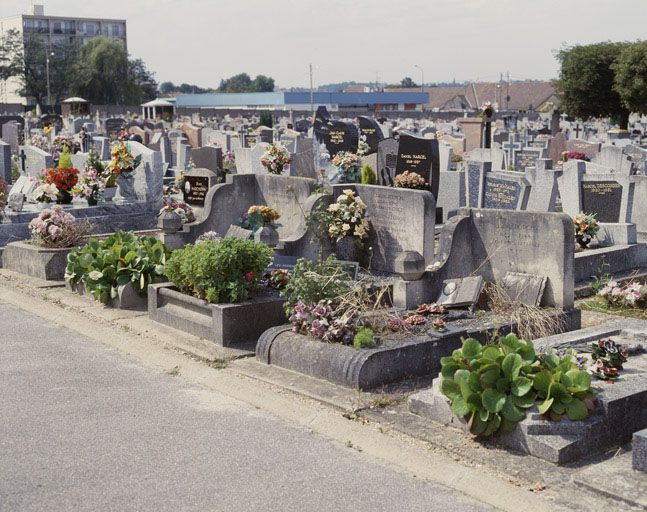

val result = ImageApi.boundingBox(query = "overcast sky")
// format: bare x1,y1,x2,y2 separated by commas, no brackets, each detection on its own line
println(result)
3,0,647,89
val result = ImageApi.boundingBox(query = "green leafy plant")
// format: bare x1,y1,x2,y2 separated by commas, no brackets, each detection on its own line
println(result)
165,238,273,303
281,256,351,316
440,334,595,437
353,327,375,349
65,231,170,303
57,145,73,168
360,164,377,185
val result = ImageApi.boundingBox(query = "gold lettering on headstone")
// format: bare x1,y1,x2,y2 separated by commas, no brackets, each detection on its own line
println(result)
581,182,622,195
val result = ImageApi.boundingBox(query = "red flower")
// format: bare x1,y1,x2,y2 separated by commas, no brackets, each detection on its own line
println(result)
245,271,254,282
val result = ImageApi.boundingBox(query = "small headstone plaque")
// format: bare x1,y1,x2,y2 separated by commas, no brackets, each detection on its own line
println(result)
501,272,547,306
266,255,298,271
224,224,253,240
580,181,622,222
436,276,484,308
482,175,529,210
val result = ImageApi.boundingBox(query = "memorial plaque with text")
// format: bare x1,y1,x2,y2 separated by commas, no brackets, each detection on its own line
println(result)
514,148,542,172
183,176,210,206
580,181,622,222
358,116,384,155
483,176,522,210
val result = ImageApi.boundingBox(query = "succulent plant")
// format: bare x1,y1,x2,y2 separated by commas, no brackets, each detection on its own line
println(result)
590,339,629,380
440,334,595,437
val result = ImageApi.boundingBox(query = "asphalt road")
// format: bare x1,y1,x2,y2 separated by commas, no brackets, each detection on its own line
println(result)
0,300,493,512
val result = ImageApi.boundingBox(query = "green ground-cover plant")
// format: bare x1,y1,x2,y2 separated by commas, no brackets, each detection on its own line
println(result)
353,327,375,349
281,256,352,316
165,238,272,303
65,231,169,303
440,334,595,437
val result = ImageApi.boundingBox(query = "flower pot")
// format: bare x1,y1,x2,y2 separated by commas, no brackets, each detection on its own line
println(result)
576,235,591,249
87,196,98,206
103,186,117,202
254,225,279,247
335,236,360,261
56,190,73,205
113,174,135,203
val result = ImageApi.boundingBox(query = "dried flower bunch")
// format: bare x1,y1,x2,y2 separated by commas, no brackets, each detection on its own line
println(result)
394,171,427,190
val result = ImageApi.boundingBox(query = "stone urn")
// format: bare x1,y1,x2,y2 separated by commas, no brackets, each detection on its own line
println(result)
113,173,135,203
158,210,183,234
394,251,426,281
254,225,279,247
335,236,360,262
103,187,117,202
576,234,592,249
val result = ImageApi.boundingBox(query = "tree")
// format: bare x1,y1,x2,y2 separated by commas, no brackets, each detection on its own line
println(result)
72,37,130,104
0,29,23,82
555,42,630,129
217,73,275,93
613,41,647,117
126,58,158,104
251,74,274,92
159,81,176,94
18,34,79,106
400,76,417,88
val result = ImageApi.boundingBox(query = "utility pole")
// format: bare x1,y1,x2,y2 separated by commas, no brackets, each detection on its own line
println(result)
507,71,510,111
46,48,52,106
309,63,314,119
414,64,424,93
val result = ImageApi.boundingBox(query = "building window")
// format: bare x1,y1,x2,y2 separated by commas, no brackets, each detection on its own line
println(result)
24,18,49,34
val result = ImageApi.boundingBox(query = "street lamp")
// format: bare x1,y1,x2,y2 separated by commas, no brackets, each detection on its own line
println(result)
414,64,424,92
46,50,54,106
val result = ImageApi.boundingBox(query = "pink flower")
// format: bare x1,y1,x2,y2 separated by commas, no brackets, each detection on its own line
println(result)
245,271,254,282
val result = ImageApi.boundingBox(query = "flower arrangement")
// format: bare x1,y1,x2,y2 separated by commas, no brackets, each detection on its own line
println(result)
265,268,290,289
32,183,59,203
107,141,142,177
223,150,236,173
326,189,369,243
562,151,589,162
163,183,180,196
289,300,358,345
260,143,291,174
590,339,629,380
332,151,361,183
573,213,600,248
241,205,280,231
394,171,427,190
73,166,105,204
357,140,370,156
159,197,196,224
598,280,646,308
33,166,80,204
28,206,93,248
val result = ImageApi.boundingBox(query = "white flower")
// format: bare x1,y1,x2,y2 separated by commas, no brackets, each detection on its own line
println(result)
88,270,103,280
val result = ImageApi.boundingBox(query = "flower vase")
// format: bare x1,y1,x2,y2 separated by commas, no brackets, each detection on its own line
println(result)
335,236,360,262
87,196,98,207
103,187,117,202
576,235,591,249
56,190,73,205
113,174,135,204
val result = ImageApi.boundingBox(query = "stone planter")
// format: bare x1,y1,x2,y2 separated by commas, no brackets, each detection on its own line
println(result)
66,279,147,309
148,283,286,346
103,187,117,202
1,241,71,281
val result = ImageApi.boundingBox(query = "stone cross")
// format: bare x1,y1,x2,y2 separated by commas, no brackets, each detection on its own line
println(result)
502,138,522,167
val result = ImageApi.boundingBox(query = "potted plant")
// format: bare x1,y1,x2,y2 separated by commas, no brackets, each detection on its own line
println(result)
326,189,369,261
35,166,80,205
573,213,600,249
73,161,105,206
1,206,93,280
158,197,196,224
332,151,361,183
106,141,142,200
260,143,291,175
241,205,281,246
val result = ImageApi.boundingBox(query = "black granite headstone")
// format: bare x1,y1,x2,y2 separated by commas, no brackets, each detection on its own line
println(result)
183,176,210,206
580,181,623,222
313,106,358,155
358,116,384,155
395,132,440,199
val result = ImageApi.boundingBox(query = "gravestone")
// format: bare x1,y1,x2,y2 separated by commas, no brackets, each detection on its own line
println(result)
581,181,623,222
91,136,111,160
0,141,11,183
548,132,567,165
182,168,218,206
502,137,522,167
482,173,531,210
225,224,253,240
395,133,440,200
358,116,384,155
190,146,223,176
566,139,601,160
180,124,202,148
19,145,53,177
514,148,544,172
377,137,398,186
7,192,24,211
2,121,21,152
105,118,125,138
250,143,271,174
258,127,274,144
591,146,635,176
468,147,506,171
465,160,490,208
113,142,164,204
313,106,358,155
176,142,192,171
335,184,435,273
290,137,316,179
